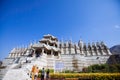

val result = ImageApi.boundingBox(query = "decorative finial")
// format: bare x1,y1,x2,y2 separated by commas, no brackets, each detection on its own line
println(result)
70,36,72,43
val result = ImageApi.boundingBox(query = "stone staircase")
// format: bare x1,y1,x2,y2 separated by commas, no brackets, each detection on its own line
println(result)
0,64,17,80
22,53,47,71
0,68,8,80
3,69,31,80
1,57,37,80
2,58,15,66
1,53,62,80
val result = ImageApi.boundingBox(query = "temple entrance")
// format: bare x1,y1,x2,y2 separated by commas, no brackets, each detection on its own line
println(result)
47,50,51,55
35,49,42,57
54,52,58,56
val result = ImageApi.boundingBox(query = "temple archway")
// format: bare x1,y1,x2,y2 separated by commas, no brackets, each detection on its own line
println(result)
35,49,42,57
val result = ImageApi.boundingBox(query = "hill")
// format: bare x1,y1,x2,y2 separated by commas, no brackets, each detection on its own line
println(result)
110,45,120,55
107,45,120,64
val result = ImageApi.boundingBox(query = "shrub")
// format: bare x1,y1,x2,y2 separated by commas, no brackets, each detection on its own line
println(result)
85,63,120,73
49,73,120,80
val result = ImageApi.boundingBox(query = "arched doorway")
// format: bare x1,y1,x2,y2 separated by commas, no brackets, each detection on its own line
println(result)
35,49,42,57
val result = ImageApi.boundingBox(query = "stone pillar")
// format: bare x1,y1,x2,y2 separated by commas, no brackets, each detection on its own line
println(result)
13,53,14,58
10,54,12,58
51,50,53,55
19,53,21,57
13,53,15,58
17,53,19,57
16,53,18,58
60,42,64,54
74,44,77,54
14,53,16,58
63,44,66,54
61,47,64,54
12,53,14,58
53,44,55,47
50,37,51,40
69,43,71,54
66,42,69,54
58,52,60,56
86,49,91,56
71,43,75,54
51,50,54,58
42,48,44,53
33,49,36,57
47,42,48,45
14,53,16,57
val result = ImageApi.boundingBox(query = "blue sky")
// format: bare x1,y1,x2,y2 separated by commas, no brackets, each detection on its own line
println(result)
0,0,120,60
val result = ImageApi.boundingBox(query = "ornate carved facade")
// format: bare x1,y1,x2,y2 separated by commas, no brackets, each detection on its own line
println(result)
4,34,111,71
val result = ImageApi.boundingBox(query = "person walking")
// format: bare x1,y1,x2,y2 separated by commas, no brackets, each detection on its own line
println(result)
34,66,39,80
41,68,45,80
31,65,35,80
46,69,50,80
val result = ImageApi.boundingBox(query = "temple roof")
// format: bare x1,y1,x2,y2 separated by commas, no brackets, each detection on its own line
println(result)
32,43,60,52
10,48,27,53
39,38,58,44
43,34,58,40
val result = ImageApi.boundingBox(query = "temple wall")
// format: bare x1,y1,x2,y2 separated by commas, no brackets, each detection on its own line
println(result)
59,41,111,56
61,54,110,71
5,35,112,72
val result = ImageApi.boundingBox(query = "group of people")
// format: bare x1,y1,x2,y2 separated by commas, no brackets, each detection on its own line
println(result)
41,68,50,80
31,65,50,80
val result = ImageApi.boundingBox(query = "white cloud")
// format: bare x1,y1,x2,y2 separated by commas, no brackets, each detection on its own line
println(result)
115,25,120,29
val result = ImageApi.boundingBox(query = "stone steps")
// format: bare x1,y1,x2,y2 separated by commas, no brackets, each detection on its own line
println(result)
3,69,31,80
0,69,8,80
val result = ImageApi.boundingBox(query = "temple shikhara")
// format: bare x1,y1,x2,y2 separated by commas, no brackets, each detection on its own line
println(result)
2,34,112,80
